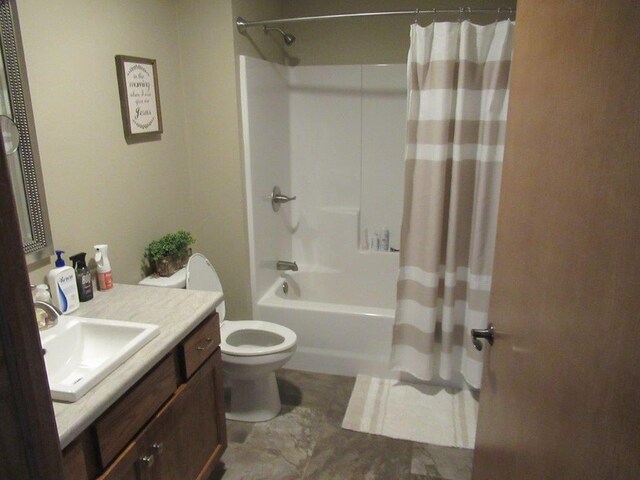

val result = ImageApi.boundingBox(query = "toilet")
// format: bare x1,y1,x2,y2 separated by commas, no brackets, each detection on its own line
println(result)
140,253,297,422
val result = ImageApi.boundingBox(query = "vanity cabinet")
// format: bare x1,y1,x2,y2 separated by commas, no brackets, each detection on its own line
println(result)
62,312,226,480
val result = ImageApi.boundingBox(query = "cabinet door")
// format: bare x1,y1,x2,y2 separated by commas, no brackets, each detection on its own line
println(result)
100,349,226,480
98,423,160,480
155,349,227,480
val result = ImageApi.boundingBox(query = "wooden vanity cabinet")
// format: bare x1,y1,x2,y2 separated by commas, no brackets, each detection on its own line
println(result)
100,351,225,480
62,312,226,480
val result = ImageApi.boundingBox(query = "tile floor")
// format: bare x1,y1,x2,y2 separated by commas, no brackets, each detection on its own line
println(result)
210,369,474,480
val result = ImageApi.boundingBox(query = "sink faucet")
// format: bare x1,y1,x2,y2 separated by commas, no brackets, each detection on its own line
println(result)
34,300,62,331
276,260,298,272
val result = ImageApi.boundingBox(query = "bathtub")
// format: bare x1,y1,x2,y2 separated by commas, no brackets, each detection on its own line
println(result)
256,270,398,379
257,269,467,388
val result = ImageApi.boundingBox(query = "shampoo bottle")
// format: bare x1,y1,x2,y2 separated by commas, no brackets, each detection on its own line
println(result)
94,244,113,291
70,252,94,302
380,227,390,252
47,250,80,314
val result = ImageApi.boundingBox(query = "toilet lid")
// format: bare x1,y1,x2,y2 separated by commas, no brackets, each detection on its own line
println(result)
186,253,225,321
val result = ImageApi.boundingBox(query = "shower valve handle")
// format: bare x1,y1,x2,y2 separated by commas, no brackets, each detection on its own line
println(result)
273,193,296,203
271,186,296,211
471,324,495,351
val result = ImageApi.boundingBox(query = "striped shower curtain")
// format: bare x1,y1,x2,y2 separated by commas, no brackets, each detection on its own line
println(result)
390,20,514,389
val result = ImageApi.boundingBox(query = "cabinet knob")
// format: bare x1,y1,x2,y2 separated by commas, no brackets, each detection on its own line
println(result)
196,337,214,351
139,454,155,469
152,442,164,454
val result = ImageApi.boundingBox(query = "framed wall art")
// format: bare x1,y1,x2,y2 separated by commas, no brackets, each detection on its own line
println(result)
115,55,163,140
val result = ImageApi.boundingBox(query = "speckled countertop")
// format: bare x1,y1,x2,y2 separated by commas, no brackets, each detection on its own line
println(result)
52,283,223,449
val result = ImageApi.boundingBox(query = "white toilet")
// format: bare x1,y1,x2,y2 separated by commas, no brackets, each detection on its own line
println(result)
140,253,297,422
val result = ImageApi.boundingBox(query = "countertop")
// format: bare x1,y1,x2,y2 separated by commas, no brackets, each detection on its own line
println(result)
52,283,223,449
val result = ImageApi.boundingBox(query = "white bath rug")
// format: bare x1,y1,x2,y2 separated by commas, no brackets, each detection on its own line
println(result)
341,375,479,449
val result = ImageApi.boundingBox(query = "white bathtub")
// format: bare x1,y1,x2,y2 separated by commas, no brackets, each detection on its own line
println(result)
257,269,466,388
256,270,398,379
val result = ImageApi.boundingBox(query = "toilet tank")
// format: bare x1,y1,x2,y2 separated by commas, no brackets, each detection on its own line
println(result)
138,268,187,289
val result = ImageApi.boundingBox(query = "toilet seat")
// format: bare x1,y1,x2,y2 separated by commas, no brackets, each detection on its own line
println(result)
185,253,297,359
221,320,296,357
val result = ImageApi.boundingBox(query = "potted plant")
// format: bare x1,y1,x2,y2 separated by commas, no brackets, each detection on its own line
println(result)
144,230,195,277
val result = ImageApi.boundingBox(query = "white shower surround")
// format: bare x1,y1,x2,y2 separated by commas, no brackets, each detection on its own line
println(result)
240,55,465,385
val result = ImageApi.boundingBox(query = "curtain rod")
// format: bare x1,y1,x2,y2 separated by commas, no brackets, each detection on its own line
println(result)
236,7,516,32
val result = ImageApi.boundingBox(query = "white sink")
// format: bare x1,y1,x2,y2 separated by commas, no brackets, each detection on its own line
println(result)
39,315,159,402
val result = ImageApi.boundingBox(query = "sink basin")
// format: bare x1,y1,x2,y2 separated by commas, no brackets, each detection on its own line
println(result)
39,315,159,402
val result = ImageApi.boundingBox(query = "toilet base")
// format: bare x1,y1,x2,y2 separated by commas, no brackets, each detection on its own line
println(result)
226,372,281,422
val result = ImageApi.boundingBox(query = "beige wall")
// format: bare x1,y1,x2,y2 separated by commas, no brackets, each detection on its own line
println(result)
19,0,286,319
19,0,516,319
269,0,516,65
175,0,248,319
174,0,285,319
21,0,192,288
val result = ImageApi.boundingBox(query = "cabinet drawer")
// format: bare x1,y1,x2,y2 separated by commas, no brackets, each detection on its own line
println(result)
94,351,178,468
180,312,220,379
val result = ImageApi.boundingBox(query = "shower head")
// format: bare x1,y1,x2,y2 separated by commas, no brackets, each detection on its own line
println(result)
264,26,296,46
282,31,296,46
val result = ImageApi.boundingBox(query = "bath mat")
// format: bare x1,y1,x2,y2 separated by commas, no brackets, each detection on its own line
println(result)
341,375,478,448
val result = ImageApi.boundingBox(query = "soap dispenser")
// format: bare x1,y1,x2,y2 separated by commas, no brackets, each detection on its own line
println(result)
70,252,94,302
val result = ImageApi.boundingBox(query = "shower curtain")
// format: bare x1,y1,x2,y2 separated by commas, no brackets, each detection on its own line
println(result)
391,20,514,388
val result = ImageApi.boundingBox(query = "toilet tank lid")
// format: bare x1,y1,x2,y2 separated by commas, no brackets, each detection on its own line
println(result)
138,268,187,288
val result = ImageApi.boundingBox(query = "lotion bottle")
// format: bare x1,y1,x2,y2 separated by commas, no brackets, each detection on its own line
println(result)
94,244,113,291
47,250,80,313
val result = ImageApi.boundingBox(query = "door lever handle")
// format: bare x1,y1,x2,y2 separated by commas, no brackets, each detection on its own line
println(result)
471,324,495,351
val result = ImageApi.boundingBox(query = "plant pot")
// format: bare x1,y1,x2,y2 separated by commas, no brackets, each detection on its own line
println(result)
155,252,189,277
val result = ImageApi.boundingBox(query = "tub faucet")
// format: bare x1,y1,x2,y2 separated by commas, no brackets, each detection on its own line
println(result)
277,260,298,272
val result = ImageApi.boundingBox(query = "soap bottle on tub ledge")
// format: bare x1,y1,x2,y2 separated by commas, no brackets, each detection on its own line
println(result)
94,244,113,291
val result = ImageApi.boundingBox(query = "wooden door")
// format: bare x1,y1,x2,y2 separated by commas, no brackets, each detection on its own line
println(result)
0,96,64,477
472,1,640,479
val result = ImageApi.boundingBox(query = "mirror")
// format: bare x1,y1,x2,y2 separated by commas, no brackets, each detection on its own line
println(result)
0,0,53,262
1,115,20,154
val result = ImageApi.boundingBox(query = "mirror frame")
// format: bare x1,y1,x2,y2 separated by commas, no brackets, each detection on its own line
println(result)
0,0,53,263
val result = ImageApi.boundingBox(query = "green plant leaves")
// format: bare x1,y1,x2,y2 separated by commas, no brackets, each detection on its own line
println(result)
144,230,195,262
